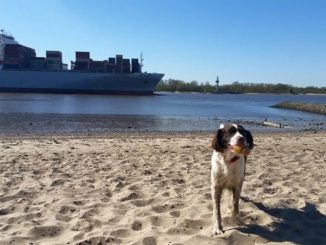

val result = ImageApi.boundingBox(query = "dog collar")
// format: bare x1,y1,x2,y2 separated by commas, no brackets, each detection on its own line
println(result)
229,156,240,163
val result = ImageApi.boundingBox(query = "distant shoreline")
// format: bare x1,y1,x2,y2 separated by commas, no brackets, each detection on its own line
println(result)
156,80,326,94
156,91,326,96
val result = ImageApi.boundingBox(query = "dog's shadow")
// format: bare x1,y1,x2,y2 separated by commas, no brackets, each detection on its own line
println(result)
237,197,326,245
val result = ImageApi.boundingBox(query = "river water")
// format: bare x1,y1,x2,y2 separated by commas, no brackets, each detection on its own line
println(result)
0,92,325,133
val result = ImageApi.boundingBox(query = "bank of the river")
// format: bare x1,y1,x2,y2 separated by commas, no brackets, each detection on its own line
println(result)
272,101,326,115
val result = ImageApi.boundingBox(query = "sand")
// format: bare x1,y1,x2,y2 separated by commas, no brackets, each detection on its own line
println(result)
0,132,326,245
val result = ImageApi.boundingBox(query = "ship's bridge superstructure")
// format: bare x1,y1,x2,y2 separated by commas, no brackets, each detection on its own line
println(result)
0,29,18,69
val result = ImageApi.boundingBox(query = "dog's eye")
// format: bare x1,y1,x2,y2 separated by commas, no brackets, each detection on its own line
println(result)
229,127,237,134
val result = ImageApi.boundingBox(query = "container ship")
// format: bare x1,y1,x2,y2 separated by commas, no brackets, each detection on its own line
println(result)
0,30,164,95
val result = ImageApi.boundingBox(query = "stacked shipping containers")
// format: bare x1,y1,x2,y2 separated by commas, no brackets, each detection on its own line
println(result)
76,52,90,60
90,60,107,72
115,55,123,73
30,57,47,70
108,57,115,64
74,52,90,71
3,44,36,69
131,58,140,73
122,59,130,73
2,43,142,74
46,51,62,70
107,57,116,72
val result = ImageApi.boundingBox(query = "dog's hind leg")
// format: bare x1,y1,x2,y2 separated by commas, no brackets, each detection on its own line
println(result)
212,186,223,235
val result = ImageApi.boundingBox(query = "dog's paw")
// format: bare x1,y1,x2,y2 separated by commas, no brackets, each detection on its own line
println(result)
232,211,239,218
212,222,223,235
226,207,239,218
226,207,233,216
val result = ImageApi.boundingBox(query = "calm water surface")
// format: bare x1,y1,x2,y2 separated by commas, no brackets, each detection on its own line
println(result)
0,92,325,120
0,92,325,132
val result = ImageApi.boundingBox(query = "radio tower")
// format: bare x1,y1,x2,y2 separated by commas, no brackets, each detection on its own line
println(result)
140,51,144,72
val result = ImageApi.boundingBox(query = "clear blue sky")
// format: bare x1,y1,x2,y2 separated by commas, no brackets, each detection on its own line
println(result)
1,0,326,87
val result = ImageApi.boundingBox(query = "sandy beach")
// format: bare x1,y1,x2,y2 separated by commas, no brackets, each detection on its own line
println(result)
0,132,326,245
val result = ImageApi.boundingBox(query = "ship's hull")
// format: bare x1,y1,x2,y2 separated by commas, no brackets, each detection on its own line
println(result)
0,70,164,95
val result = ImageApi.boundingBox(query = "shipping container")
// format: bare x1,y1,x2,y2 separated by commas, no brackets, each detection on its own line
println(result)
116,55,123,73
122,59,130,73
103,60,108,72
34,57,46,61
123,59,130,65
4,44,36,60
47,59,62,65
108,57,115,64
46,51,62,58
116,55,123,64
115,66,122,73
21,60,32,69
3,64,20,69
4,56,20,62
46,51,62,67
76,51,90,61
4,59,20,64
123,65,130,73
4,44,20,57
30,58,47,70
107,63,116,73
46,53,62,70
131,58,140,73
47,63,62,71
74,61,90,71
90,61,106,72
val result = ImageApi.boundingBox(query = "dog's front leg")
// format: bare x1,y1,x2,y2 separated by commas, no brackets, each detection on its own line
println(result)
232,184,242,216
212,185,223,235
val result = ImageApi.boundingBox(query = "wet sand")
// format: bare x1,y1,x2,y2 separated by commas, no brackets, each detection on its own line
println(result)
0,113,325,137
0,132,326,244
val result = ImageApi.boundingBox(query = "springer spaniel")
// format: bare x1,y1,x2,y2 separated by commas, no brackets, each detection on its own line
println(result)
211,123,254,235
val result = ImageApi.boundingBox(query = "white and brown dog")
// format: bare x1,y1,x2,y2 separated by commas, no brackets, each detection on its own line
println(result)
211,123,254,235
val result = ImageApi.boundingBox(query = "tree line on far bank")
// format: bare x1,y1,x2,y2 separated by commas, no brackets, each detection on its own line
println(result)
155,79,326,94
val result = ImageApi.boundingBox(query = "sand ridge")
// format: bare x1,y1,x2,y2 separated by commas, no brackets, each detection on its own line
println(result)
0,133,325,244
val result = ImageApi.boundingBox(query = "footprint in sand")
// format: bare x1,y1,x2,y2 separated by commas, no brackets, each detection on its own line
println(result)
28,225,63,238
131,220,143,230
170,210,181,217
77,236,121,245
149,216,177,228
130,198,153,207
143,236,157,245
110,228,131,237
179,219,205,230
152,202,185,213
166,226,195,236
50,179,66,187
120,192,140,202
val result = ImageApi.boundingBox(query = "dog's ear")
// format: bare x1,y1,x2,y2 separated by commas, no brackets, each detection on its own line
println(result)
212,128,224,152
245,130,254,149
238,125,254,149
